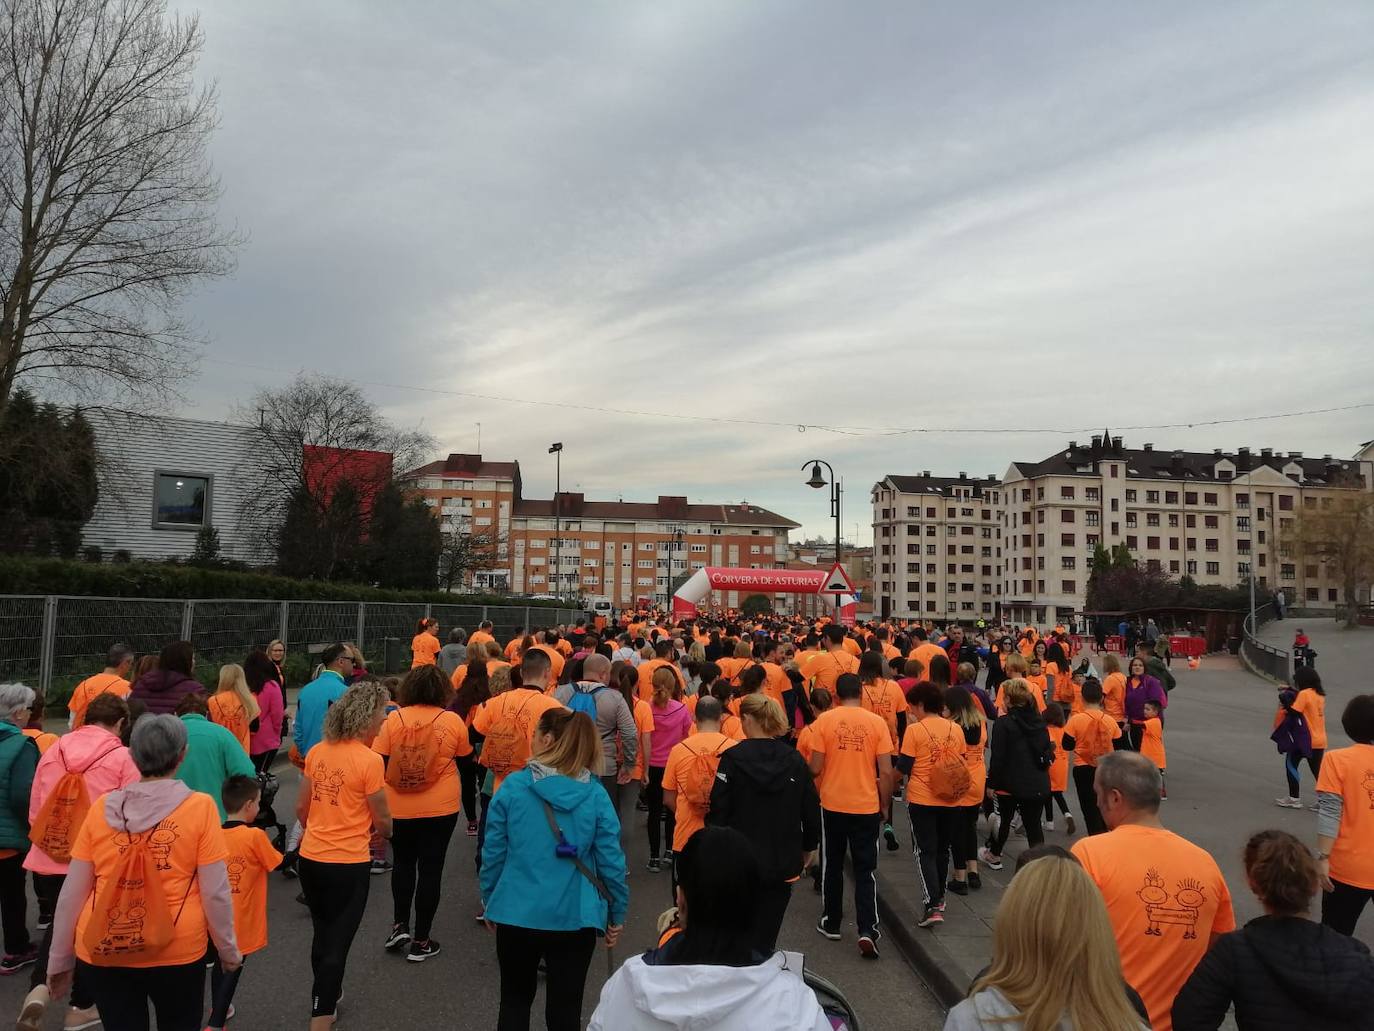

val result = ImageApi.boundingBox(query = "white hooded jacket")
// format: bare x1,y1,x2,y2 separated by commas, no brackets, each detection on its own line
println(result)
588,951,832,1031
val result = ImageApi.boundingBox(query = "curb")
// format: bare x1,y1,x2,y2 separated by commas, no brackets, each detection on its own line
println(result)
874,868,970,1010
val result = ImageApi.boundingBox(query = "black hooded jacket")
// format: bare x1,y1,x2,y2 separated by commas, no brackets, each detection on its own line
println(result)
987,705,1052,798
707,737,820,884
1172,915,1374,1031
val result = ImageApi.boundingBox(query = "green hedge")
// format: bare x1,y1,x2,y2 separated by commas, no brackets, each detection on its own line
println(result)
0,554,566,607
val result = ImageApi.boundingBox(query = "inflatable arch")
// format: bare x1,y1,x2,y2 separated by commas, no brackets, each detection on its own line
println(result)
671,567,857,626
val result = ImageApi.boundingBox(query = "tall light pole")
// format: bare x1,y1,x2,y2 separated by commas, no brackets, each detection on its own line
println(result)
549,443,563,600
803,459,843,621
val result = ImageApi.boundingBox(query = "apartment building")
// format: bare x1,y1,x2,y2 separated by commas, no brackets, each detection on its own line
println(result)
871,473,1005,622
999,433,1374,625
402,454,798,603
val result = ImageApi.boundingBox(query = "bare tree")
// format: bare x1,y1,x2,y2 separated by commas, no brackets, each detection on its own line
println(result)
234,372,434,569
1284,493,1374,628
437,528,506,592
0,0,238,412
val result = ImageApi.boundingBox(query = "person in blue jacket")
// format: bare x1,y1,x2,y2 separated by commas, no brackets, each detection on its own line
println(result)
480,708,628,1031
281,643,353,877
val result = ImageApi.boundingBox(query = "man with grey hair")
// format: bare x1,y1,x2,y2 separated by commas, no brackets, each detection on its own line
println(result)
554,654,637,816
1072,751,1235,1031
0,683,40,974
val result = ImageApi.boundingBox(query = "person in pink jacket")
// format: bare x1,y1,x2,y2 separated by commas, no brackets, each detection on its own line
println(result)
18,692,139,1031
245,650,285,771
645,667,695,873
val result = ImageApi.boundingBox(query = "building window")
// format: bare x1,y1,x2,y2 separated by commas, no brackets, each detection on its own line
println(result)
1168,514,1179,527
1146,513,1160,527
1185,491,1198,505
1126,514,1138,528
1205,539,1218,552
152,472,210,529
1060,533,1075,547
1060,510,1074,523
1204,492,1218,505
1147,536,1159,550
1186,560,1197,575
1145,490,1160,504
1125,489,1137,503
1086,511,1100,527
1169,537,1179,550
1060,486,1075,499
1061,580,1076,593
1086,487,1100,501
1109,465,1119,478
1281,563,1296,580
1237,516,1250,531
1126,535,1138,549
1205,561,1219,575
1205,515,1219,529
1279,495,1293,511
1165,491,1178,504
1062,557,1076,570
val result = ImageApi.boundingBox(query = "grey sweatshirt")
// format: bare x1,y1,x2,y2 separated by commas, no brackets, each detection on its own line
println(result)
553,682,638,773
944,988,1147,1030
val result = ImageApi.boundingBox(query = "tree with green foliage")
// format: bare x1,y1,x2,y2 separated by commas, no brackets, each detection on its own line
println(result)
190,524,222,566
741,593,773,618
364,482,441,590
0,390,98,556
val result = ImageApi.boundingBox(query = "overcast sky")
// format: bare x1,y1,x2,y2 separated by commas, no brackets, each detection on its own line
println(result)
173,1,1374,541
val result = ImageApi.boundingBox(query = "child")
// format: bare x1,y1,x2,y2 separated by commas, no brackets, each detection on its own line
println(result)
210,775,282,1031
1041,702,1076,834
1025,660,1051,711
795,688,832,764
1141,700,1167,799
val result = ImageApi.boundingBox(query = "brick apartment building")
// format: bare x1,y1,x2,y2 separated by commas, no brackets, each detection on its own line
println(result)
402,453,799,606
873,433,1374,625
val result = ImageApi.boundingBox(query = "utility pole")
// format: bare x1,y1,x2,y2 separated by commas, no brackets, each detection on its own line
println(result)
549,443,563,599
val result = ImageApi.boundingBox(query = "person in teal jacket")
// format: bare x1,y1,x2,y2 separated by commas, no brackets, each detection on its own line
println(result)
0,683,40,973
173,693,254,821
481,708,628,1031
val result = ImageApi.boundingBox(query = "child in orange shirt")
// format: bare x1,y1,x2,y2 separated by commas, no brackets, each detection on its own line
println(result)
1141,700,1167,799
1025,660,1050,711
1042,703,1076,834
209,774,282,1031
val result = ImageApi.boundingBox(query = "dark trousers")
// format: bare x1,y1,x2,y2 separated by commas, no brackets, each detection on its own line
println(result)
204,945,244,1028
820,809,881,940
646,765,675,858
29,873,93,1008
391,813,458,940
475,791,493,874
990,794,1046,856
299,858,370,1018
599,775,626,832
1285,749,1324,797
460,761,480,822
907,803,956,906
0,852,30,956
1112,723,1129,751
83,958,204,1031
1073,764,1109,835
495,924,596,1031
750,880,792,954
1044,791,1071,820
250,749,277,773
1322,878,1374,937
1127,723,1145,751
951,804,980,869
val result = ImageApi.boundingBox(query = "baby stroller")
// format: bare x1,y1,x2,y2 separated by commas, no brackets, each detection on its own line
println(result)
806,969,862,1031
253,770,288,852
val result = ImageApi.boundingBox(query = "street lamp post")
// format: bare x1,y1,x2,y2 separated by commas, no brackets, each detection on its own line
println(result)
803,459,843,621
549,443,563,600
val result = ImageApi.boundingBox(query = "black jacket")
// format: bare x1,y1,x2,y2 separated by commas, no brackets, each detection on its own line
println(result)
987,707,1052,798
707,738,820,884
1173,915,1374,1031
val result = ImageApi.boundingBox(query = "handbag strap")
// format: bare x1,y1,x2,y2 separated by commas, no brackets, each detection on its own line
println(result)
541,800,612,904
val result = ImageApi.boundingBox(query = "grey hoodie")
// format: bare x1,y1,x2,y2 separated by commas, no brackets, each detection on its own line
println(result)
553,681,638,772
944,988,1148,1030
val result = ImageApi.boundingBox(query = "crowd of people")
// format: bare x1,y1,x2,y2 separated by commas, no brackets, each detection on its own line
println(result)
0,610,1369,1029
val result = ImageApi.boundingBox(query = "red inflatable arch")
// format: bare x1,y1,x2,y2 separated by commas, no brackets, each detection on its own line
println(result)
671,567,857,626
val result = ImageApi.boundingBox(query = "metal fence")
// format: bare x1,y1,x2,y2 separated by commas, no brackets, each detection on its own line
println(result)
0,595,581,703
1242,602,1290,683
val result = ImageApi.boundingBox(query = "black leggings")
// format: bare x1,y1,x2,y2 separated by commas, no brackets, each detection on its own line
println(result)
30,873,93,1009
1044,791,1071,821
205,945,244,1028
495,924,596,1031
990,794,1046,856
0,853,30,956
1285,749,1325,798
391,813,459,939
1322,878,1374,937
1128,723,1145,751
250,749,277,773
83,958,204,1031
646,765,675,859
1073,764,1108,835
299,858,370,1018
460,761,480,823
952,804,980,869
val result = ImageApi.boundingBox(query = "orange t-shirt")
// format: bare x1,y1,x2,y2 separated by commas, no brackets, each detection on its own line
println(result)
840,637,862,658
68,674,131,728
958,720,988,806
72,791,227,968
1073,825,1235,1031
530,644,565,686
1102,673,1127,723
1063,709,1121,767
1025,673,1049,707
803,650,860,693
761,663,789,709
796,723,819,763
630,699,655,779
996,680,1048,714
720,711,745,742
23,728,58,754
900,715,966,808
410,633,440,667
222,823,281,954
301,739,385,863
637,659,686,703
1140,717,1165,770
504,637,524,662
1293,689,1327,750
207,693,253,753
1046,725,1069,792
662,731,737,852
907,642,946,679
469,631,495,649
472,689,565,792
1316,744,1374,889
373,704,473,818
859,679,907,749
810,705,893,815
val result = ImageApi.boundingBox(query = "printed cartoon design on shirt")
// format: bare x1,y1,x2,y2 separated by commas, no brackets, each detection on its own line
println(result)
1136,868,1205,938
834,720,872,752
226,855,246,893
111,823,180,872
98,903,148,953
313,767,346,806
1362,770,1374,809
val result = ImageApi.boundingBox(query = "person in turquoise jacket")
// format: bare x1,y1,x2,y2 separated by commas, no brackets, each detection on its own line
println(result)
173,693,254,821
481,708,628,1031
292,645,353,758
0,683,40,972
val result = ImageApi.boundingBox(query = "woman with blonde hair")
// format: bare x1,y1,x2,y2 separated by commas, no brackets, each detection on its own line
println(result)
481,709,628,1031
706,694,820,954
297,680,392,1030
208,663,260,753
944,855,1147,1030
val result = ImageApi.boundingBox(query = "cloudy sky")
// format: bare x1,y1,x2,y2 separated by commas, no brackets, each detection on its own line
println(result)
172,1,1374,540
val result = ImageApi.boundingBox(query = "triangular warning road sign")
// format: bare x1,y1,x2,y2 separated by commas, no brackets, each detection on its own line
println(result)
820,562,855,594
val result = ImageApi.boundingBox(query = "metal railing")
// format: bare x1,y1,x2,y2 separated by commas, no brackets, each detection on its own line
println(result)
1242,602,1290,683
0,594,582,704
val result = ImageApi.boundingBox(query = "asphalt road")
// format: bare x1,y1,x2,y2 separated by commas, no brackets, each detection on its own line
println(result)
1,770,946,1030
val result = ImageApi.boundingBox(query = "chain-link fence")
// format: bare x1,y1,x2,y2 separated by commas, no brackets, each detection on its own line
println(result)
0,594,582,710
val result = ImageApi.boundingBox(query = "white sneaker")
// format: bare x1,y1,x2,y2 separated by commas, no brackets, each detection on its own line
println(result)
1043,819,1054,831
986,812,1000,840
1065,813,1076,834
1274,797,1303,809
978,847,1004,871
